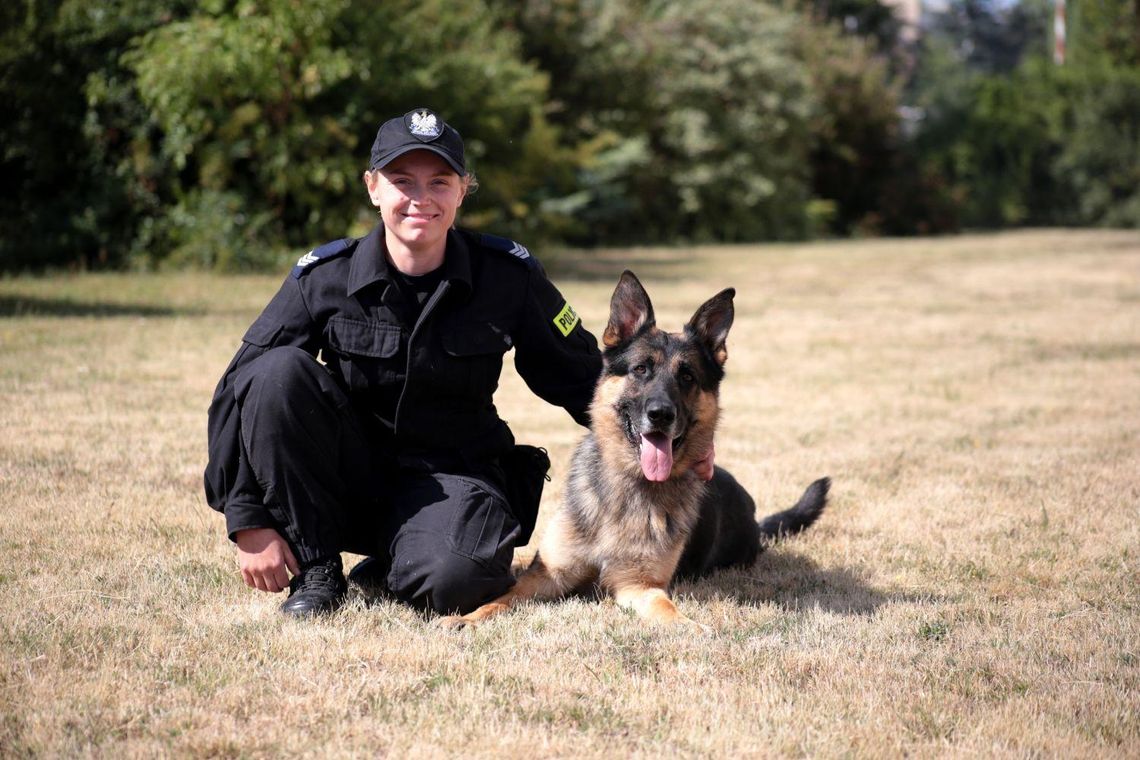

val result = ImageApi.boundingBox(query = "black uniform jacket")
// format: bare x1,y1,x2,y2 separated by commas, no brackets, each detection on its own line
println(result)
204,225,602,538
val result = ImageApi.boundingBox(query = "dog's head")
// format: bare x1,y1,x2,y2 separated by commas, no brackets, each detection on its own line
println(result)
593,270,735,482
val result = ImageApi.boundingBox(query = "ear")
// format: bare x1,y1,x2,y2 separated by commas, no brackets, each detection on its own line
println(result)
687,288,735,366
363,170,382,207
456,174,469,208
603,271,656,348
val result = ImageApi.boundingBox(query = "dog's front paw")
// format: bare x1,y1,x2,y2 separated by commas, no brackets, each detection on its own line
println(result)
677,616,714,635
434,614,475,631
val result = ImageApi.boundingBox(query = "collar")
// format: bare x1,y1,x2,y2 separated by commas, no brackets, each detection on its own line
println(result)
347,225,473,299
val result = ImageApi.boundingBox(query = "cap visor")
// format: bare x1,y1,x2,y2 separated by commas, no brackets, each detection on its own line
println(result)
371,145,464,175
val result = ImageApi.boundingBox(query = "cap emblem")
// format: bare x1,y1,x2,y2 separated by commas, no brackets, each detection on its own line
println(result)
407,110,442,140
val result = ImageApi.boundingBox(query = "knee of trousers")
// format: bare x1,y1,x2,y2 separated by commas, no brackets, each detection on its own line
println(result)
235,346,338,414
388,550,515,616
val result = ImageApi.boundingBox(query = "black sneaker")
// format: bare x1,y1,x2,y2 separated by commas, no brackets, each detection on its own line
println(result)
280,556,347,617
347,556,390,594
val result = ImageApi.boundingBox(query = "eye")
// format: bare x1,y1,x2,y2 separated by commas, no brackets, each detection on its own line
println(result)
679,370,696,385
632,363,648,377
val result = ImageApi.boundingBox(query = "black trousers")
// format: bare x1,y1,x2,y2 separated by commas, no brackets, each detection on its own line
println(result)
231,347,520,615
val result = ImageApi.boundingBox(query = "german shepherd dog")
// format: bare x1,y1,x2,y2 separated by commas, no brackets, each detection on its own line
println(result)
439,271,829,629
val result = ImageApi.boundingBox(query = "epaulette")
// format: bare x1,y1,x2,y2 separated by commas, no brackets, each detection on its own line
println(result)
478,233,539,270
291,238,353,278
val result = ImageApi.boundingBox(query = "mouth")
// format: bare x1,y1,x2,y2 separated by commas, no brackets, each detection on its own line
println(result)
624,413,685,482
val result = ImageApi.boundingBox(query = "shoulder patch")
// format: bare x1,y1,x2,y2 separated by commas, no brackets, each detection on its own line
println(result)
479,233,539,270
291,238,353,278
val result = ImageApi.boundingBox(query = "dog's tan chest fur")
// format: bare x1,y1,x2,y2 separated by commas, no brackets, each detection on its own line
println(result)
541,454,704,589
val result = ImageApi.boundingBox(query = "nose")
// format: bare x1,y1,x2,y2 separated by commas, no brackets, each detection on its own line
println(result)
646,400,675,428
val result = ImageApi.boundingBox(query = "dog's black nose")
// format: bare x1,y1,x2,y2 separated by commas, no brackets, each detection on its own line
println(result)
646,402,675,427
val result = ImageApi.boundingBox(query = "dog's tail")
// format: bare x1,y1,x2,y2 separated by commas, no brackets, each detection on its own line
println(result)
757,477,830,546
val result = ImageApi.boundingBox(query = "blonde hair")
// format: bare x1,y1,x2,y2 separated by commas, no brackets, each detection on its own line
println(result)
363,168,477,195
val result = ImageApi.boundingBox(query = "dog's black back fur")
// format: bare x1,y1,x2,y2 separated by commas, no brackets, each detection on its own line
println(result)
676,474,830,580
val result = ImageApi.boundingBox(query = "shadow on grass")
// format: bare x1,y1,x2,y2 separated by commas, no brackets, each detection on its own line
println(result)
0,295,200,318
354,550,938,620
676,550,941,616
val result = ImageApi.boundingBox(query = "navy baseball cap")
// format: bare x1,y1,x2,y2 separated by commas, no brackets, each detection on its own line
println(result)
369,108,466,174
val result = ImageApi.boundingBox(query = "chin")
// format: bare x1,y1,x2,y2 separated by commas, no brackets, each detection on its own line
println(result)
391,229,446,253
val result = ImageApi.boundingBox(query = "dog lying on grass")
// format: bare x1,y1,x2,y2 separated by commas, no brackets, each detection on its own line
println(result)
440,271,829,629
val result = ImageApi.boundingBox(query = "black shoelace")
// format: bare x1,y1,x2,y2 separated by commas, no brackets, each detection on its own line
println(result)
292,562,342,593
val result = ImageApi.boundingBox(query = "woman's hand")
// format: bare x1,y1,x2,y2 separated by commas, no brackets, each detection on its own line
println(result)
235,528,300,593
693,443,715,481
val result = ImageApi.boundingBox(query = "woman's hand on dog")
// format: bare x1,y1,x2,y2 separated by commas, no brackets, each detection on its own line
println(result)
694,443,715,481
235,528,300,593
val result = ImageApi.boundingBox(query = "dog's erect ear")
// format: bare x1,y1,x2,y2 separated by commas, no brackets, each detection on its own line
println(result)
603,271,656,348
687,288,735,365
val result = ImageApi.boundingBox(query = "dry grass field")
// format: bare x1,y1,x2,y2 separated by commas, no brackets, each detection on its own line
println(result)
1,229,1137,757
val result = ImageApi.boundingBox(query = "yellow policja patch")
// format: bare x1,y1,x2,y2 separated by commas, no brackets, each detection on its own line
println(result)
553,302,580,337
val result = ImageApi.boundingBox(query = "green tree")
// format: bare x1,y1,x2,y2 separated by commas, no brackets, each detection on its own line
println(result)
793,21,910,235
910,41,1058,227
498,0,818,243
908,0,1140,230
1055,0,1140,226
117,0,561,270
1052,60,1140,226
796,0,903,59
1069,0,1140,68
923,0,1051,74
0,0,193,270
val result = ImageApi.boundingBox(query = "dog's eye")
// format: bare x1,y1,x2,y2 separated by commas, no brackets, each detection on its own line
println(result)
679,370,695,385
632,363,648,376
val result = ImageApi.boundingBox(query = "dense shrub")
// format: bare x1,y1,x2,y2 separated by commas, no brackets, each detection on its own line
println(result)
909,5,1140,232
120,0,561,269
2,0,1137,272
0,0,194,270
501,0,818,244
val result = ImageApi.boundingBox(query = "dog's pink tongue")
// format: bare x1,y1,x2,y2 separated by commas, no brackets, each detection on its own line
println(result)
639,433,674,482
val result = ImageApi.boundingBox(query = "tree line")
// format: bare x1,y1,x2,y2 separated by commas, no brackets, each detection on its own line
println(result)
1,0,1137,272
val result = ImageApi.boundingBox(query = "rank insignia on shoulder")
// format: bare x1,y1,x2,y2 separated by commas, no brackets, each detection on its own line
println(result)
480,233,538,269
292,238,353,278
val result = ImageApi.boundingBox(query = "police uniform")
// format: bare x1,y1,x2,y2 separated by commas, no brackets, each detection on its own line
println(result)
204,223,602,614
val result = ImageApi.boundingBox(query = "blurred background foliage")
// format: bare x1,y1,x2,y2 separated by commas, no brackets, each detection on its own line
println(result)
1,0,1137,271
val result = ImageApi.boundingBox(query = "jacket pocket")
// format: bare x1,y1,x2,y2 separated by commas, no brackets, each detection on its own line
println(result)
445,475,520,570
327,316,401,358
325,317,402,392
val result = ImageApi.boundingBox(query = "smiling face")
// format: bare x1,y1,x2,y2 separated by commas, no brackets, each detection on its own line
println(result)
364,150,468,268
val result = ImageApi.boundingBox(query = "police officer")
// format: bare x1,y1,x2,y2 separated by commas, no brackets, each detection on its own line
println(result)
204,108,603,617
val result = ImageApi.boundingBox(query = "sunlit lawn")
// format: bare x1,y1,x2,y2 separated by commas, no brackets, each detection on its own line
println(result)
1,229,1137,756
